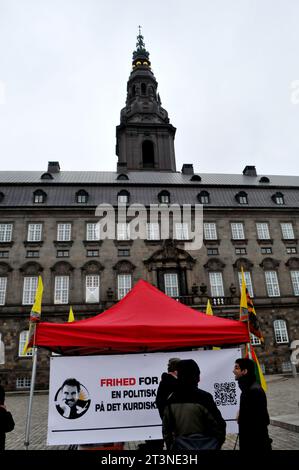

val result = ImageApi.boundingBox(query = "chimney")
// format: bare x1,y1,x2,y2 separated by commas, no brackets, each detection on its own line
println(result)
243,165,257,177
181,164,194,175
47,161,60,173
117,162,128,173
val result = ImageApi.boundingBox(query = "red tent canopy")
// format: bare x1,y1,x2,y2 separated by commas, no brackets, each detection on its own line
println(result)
35,279,249,355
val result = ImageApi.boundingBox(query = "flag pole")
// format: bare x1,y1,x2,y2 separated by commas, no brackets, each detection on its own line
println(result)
24,325,38,450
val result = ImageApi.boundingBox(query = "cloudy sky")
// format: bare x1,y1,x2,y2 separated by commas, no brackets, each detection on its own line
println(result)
0,0,299,176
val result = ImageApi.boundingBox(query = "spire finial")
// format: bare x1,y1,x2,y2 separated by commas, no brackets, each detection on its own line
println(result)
132,26,151,68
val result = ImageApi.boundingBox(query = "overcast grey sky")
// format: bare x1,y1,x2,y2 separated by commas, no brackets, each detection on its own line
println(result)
0,0,299,175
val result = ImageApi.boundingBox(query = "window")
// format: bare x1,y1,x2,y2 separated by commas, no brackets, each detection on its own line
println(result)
287,247,297,254
16,377,31,389
273,319,289,343
0,251,9,258
86,275,100,303
236,191,248,204
231,222,245,240
76,190,89,204
158,191,170,204
235,248,247,255
57,250,69,258
290,271,299,296
54,275,69,304
40,172,53,180
281,361,292,372
118,249,130,257
146,223,160,240
0,277,7,305
209,272,224,297
250,333,261,346
164,273,179,297
142,141,155,168
117,174,129,181
86,223,100,241
261,247,272,255
87,249,99,257
117,223,130,241
27,223,42,242
175,223,189,240
26,250,39,258
198,191,210,204
207,248,219,256
256,222,270,240
33,190,46,204
272,192,284,205
0,223,13,242
265,271,280,297
18,331,33,357
281,223,295,240
117,274,132,300
204,223,217,240
238,271,254,297
57,223,71,241
22,276,38,305
117,191,129,204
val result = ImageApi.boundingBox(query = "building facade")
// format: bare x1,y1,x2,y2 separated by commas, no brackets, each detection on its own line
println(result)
0,32,298,390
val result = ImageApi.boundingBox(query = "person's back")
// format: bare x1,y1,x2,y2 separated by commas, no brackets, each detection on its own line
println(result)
0,385,15,451
162,360,226,450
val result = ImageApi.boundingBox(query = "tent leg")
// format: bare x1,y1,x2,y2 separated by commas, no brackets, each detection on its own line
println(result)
24,347,38,450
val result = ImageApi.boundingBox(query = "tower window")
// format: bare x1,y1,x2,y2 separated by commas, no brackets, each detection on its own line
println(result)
132,85,136,97
141,83,146,95
142,140,155,168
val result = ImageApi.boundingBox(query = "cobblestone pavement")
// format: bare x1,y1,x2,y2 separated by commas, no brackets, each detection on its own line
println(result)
4,374,299,451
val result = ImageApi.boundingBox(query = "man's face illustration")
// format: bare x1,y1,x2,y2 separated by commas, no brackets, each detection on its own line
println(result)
62,385,79,407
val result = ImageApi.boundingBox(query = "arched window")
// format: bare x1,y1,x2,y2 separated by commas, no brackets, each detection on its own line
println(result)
141,83,147,95
273,319,289,344
117,174,129,181
198,191,210,204
142,140,155,168
235,191,248,204
19,330,33,357
117,190,130,204
76,189,89,204
33,189,46,204
40,172,53,180
191,175,202,182
272,192,284,205
259,176,270,183
158,190,170,204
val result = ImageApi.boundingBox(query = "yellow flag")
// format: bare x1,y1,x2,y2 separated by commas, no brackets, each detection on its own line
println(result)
23,275,44,355
239,266,249,322
68,306,75,323
205,299,220,350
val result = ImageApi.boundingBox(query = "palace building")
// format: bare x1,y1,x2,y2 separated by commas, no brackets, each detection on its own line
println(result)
0,32,298,390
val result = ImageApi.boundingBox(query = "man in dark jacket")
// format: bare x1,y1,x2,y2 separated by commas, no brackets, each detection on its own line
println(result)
233,358,272,451
156,357,181,419
163,359,226,450
0,385,15,451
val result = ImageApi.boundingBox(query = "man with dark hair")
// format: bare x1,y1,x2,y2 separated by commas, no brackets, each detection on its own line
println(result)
56,378,90,419
156,357,181,419
163,359,226,450
0,384,15,451
233,358,272,451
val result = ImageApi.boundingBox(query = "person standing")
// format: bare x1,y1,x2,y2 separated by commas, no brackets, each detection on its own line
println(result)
163,359,226,450
233,358,272,451
0,385,15,451
156,357,181,419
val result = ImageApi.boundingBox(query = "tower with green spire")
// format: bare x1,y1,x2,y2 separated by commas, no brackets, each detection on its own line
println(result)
116,28,176,172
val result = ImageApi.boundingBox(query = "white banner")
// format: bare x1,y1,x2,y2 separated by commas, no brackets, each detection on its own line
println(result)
47,348,241,445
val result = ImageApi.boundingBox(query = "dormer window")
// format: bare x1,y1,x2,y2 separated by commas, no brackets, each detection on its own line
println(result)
117,190,130,204
40,172,53,180
76,190,89,204
0,192,4,203
190,175,201,182
33,190,46,204
272,192,284,205
198,191,210,204
158,190,170,204
235,191,248,205
117,174,129,181
259,176,270,183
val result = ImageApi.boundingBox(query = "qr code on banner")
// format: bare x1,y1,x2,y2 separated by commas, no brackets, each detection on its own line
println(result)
214,382,237,406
